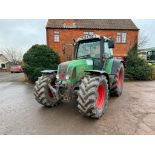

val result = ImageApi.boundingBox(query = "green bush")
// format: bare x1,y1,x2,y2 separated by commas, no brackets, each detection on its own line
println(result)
126,46,152,80
23,44,59,82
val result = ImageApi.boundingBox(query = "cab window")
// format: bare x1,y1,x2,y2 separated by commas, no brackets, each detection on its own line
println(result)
77,40,100,59
104,42,113,58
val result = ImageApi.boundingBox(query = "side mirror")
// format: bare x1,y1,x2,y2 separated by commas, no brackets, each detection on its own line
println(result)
108,40,114,48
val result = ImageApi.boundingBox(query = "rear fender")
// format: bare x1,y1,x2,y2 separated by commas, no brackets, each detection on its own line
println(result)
111,60,123,75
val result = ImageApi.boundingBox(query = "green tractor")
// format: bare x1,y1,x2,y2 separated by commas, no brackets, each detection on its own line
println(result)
34,34,124,119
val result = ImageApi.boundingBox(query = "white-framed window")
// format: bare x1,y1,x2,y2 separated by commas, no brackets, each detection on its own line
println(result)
116,32,127,43
54,31,59,42
116,33,121,43
122,32,127,43
84,32,94,35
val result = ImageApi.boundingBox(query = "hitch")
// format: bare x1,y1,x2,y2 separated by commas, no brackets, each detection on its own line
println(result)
48,84,59,100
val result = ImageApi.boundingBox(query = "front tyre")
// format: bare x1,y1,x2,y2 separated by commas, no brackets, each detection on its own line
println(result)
77,75,109,119
34,75,60,107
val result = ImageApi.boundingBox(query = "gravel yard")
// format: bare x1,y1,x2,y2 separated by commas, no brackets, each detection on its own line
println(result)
0,72,155,134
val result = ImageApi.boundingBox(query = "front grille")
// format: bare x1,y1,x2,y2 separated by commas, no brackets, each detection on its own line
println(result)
59,64,67,73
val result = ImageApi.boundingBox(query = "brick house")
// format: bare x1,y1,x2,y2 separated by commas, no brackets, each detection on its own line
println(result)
46,19,139,62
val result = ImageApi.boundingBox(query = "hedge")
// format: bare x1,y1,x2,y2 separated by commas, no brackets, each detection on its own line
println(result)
23,44,59,82
126,46,152,80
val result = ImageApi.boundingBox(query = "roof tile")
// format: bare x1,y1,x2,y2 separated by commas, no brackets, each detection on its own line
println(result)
46,19,138,30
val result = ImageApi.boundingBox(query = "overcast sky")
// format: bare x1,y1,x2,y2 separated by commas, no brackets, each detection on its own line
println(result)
0,19,154,53
133,19,155,48
0,19,47,53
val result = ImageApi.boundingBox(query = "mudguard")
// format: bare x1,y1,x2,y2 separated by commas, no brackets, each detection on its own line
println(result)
111,59,124,75
85,70,110,88
85,70,107,74
41,70,57,74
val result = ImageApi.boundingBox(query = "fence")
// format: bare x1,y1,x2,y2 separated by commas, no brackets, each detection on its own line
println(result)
0,68,9,72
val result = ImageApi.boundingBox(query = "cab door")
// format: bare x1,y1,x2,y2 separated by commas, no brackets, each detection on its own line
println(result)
103,41,113,74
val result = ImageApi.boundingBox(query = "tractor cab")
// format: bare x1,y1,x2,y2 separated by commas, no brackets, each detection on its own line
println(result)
74,34,114,70
147,50,155,64
138,50,155,64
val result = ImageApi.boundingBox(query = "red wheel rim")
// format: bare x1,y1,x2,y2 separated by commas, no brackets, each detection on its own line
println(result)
48,89,53,97
96,84,106,109
118,69,122,89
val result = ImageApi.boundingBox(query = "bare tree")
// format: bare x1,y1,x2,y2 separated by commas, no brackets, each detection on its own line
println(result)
138,33,150,48
1,48,24,65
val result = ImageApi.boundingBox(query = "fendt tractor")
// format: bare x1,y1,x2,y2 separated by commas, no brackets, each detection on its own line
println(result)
34,34,124,119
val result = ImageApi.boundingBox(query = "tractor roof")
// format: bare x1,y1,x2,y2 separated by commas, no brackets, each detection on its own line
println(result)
76,34,110,42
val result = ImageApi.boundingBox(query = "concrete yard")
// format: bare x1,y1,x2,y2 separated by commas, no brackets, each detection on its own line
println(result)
0,72,155,135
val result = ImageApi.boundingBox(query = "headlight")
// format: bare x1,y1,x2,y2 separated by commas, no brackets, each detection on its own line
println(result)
56,74,59,79
65,75,70,80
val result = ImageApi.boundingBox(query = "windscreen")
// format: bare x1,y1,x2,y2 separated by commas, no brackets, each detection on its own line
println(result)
148,51,155,60
77,40,100,59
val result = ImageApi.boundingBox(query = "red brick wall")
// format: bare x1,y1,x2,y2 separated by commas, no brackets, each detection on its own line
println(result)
47,28,138,62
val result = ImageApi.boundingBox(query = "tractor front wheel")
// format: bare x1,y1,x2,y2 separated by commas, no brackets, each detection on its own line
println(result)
34,75,60,107
77,75,109,119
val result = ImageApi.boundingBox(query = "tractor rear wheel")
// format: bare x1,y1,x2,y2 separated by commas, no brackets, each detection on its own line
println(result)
77,75,109,119
110,63,124,96
34,75,60,107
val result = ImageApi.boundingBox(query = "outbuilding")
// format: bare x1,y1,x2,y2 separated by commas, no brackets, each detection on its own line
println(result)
0,54,10,71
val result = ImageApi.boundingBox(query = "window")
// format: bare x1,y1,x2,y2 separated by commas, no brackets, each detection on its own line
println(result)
116,33,121,43
1,64,5,68
54,31,59,42
122,32,127,43
116,32,127,43
148,51,151,56
84,32,94,35
104,42,112,58
77,40,100,59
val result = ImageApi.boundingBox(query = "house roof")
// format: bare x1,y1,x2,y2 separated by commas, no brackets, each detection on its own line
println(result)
0,54,9,62
138,47,155,52
0,54,6,58
46,19,139,30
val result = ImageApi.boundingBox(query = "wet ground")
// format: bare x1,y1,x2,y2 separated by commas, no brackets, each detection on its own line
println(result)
0,72,155,135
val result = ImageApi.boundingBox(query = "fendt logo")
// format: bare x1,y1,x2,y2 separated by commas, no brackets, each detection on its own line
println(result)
77,34,101,42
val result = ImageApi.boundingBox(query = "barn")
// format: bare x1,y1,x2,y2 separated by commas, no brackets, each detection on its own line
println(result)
46,19,139,62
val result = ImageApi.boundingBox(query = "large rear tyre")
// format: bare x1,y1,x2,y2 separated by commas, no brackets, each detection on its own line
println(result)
77,75,109,119
110,63,124,96
34,75,60,107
